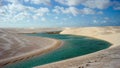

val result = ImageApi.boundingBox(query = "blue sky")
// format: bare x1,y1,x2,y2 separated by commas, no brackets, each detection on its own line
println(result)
0,0,120,28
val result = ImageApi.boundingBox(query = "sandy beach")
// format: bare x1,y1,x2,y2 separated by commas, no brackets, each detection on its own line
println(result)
35,26,120,68
0,29,62,67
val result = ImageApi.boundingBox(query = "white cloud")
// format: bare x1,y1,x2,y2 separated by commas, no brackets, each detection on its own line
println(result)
66,7,79,16
41,17,46,22
53,6,96,16
33,7,49,20
0,0,112,24
55,0,110,9
0,1,49,23
83,0,110,9
30,0,51,5
55,0,85,6
53,6,63,14
7,4,27,15
33,15,38,20
80,8,95,14
6,0,20,4
6,0,51,5
113,1,120,10
97,11,103,14
24,0,30,2
34,7,49,16
53,6,79,16
13,12,31,22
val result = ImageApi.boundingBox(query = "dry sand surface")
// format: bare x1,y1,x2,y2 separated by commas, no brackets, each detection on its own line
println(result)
0,29,62,67
35,26,120,68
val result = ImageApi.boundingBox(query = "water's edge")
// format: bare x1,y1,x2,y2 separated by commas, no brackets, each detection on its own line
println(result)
4,33,111,68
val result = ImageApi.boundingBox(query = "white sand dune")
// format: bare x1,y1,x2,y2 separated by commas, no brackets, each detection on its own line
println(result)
35,26,120,68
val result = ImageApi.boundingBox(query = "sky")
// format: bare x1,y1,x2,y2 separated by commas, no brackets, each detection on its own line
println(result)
0,0,120,28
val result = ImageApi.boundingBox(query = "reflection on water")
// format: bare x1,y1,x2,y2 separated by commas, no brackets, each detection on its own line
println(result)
4,33,111,68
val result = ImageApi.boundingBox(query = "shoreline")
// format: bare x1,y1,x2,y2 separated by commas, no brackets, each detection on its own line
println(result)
35,26,120,68
1,39,62,67
0,30,63,67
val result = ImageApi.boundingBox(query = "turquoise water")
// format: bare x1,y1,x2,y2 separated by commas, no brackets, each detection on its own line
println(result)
4,33,111,68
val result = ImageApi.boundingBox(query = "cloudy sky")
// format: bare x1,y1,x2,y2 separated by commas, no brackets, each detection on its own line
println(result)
0,0,120,28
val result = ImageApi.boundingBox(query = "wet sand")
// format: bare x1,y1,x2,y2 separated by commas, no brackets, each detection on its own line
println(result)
35,26,120,68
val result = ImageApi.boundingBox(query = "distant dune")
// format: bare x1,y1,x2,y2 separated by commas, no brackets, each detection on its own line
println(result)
2,28,63,33
0,29,62,67
35,26,120,68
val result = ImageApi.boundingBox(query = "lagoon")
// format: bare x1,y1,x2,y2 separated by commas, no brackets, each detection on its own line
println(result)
4,33,111,68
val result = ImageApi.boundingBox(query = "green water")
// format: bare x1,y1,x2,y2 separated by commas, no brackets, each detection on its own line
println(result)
4,33,111,68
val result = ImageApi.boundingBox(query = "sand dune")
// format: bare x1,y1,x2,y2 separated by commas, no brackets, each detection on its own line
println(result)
2,28,63,33
35,26,120,68
0,29,62,67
